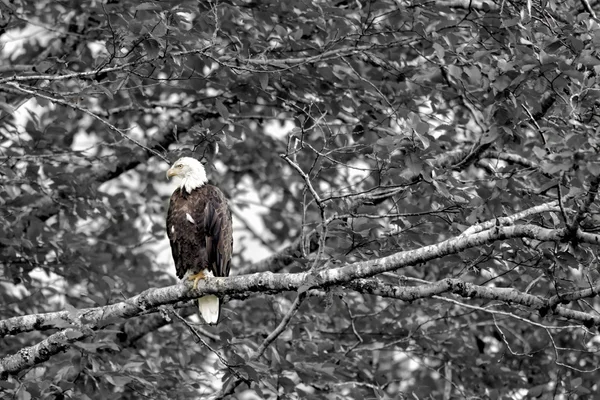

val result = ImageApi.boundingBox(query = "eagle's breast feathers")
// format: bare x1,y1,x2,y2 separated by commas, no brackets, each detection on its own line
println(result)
166,184,233,281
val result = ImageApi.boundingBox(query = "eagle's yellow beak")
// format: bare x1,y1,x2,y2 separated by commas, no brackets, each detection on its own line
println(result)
166,167,178,179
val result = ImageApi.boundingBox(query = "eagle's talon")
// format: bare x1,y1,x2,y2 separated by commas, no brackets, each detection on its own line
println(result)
188,271,206,290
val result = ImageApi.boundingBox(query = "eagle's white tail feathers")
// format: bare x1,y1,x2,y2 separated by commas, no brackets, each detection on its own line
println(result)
198,295,220,324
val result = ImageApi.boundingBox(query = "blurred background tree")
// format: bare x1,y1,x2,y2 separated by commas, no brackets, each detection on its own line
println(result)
1,0,600,398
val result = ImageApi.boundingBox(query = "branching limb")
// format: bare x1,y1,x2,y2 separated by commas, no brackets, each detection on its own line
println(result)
280,153,329,271
280,154,324,210
0,224,582,337
348,277,600,325
2,224,600,377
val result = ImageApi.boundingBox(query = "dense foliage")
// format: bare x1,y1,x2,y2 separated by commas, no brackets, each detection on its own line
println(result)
2,0,600,398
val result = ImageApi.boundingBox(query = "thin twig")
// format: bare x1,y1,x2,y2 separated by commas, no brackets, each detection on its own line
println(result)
280,154,324,210
214,293,306,399
254,293,305,359
434,296,585,331
170,308,250,385
581,0,600,21
556,179,569,226
521,104,546,146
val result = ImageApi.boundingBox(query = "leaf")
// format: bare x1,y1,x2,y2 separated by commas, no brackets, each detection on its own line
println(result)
432,42,444,59
48,317,73,329
87,293,106,306
228,351,245,365
215,99,229,119
94,83,114,100
432,180,451,198
480,128,500,144
0,102,15,116
123,361,145,370
102,275,117,289
18,389,31,400
259,73,269,90
105,375,133,387
415,121,429,135
65,329,83,339
297,284,312,294
64,303,79,319
143,38,161,59
413,131,430,149
36,61,54,73
74,342,101,353
587,162,600,176
135,2,161,11
270,346,281,366
240,365,260,381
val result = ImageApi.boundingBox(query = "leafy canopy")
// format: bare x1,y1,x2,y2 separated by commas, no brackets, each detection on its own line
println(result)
1,0,600,399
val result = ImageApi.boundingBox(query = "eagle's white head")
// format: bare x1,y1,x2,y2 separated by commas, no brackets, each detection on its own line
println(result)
166,157,208,193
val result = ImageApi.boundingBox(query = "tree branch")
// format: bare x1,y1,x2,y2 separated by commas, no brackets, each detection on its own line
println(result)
348,278,599,325
2,225,600,377
0,224,584,338
460,200,561,235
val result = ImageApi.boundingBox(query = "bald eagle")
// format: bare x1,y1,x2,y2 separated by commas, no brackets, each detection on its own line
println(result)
166,157,233,324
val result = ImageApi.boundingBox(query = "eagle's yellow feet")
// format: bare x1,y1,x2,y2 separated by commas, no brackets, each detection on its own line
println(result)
188,271,206,290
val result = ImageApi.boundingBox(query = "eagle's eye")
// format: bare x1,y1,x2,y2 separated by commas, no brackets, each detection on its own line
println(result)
176,164,183,169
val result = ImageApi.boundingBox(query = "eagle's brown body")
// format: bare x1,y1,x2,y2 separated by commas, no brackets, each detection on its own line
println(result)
166,183,233,323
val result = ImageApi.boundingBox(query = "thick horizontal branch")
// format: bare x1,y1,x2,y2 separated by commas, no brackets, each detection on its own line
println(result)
3,224,600,377
348,278,600,325
0,224,587,338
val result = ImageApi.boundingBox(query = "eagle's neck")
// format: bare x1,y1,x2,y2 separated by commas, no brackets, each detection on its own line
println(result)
180,172,208,193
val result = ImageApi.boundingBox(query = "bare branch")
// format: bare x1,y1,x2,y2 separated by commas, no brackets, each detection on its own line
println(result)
280,154,325,210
